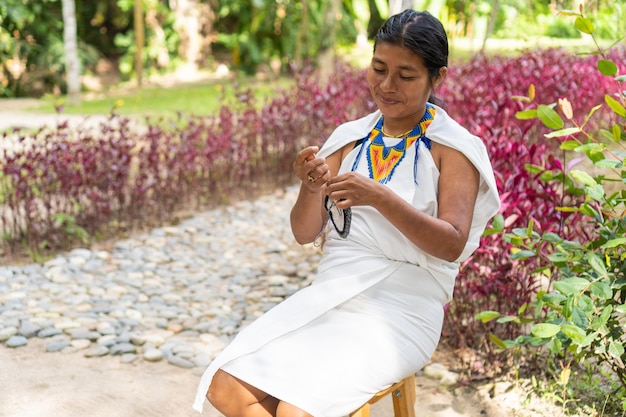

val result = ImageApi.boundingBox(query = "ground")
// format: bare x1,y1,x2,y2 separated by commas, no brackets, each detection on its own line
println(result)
0,337,570,417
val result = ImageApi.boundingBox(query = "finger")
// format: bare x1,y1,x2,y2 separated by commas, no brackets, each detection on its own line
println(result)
298,146,319,163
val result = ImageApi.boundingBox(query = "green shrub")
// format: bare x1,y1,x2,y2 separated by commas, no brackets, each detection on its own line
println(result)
478,6,626,414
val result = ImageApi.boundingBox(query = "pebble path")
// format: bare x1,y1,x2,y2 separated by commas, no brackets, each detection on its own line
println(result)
0,185,321,373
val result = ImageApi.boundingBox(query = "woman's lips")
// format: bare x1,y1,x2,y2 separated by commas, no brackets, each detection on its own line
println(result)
378,95,401,105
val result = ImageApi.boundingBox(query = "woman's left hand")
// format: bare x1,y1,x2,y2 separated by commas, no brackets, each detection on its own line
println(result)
324,172,383,209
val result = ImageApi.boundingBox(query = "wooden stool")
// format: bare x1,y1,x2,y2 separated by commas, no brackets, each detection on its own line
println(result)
349,375,416,417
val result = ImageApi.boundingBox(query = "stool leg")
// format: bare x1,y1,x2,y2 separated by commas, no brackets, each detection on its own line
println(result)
349,403,371,417
391,375,416,417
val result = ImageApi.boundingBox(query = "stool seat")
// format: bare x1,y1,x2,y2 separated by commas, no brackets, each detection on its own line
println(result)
349,375,416,417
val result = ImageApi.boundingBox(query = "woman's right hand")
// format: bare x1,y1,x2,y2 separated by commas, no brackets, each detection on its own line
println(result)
293,146,330,192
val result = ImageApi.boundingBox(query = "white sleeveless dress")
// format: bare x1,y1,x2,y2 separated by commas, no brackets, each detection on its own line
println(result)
192,105,500,416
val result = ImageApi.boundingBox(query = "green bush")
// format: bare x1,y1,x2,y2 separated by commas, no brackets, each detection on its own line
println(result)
478,6,626,414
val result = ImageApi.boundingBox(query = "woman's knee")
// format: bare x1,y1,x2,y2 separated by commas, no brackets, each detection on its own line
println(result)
207,369,278,416
206,369,233,410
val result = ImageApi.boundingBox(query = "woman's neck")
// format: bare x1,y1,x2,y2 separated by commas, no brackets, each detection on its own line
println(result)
381,106,428,137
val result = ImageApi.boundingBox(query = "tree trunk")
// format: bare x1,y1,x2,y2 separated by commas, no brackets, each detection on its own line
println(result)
171,0,203,72
294,0,309,67
367,0,385,39
389,0,415,14
481,0,500,53
317,0,341,83
134,0,144,86
62,0,80,105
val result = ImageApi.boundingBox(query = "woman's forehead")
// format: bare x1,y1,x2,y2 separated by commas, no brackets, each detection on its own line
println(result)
372,43,425,68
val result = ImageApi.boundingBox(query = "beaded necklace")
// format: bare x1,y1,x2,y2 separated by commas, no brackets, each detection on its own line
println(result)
351,103,436,184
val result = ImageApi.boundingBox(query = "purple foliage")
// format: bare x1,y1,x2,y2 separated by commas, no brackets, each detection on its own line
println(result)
0,61,373,258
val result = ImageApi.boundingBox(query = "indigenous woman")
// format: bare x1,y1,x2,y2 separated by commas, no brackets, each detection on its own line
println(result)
193,9,500,417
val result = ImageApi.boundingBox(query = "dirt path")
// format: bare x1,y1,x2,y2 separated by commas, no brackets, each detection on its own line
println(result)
0,338,504,417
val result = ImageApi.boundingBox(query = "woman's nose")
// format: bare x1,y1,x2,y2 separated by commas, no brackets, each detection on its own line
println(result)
380,74,395,91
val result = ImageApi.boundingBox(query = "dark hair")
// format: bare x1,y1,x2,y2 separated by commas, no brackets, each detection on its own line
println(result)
374,10,448,105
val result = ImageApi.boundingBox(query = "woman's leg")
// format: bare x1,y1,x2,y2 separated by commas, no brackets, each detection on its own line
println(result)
208,369,279,417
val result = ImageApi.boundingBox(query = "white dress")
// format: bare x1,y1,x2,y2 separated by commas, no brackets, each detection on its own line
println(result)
193,104,500,416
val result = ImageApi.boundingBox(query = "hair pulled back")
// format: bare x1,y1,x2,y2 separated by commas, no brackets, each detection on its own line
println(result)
374,10,448,105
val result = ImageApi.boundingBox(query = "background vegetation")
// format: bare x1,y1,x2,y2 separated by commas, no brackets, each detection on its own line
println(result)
2,0,625,99
1,0,625,415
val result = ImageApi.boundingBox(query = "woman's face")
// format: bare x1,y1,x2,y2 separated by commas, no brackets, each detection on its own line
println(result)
367,42,445,124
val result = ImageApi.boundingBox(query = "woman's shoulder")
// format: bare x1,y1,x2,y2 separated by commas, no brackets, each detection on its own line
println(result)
317,111,381,159
428,105,487,152
333,111,381,135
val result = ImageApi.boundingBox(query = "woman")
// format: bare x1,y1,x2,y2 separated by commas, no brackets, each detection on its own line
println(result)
193,9,500,417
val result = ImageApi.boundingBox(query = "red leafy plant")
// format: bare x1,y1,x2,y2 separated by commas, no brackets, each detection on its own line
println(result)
0,61,373,261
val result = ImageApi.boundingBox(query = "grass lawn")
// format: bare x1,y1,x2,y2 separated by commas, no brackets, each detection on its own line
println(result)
33,75,295,119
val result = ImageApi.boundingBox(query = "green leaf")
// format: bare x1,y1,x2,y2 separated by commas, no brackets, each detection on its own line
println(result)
613,123,622,142
548,337,563,354
561,324,587,343
489,333,516,349
602,237,626,249
560,140,581,150
579,331,600,348
545,127,581,138
491,214,504,231
595,159,622,169
511,250,536,260
542,232,563,244
576,142,606,154
538,104,564,129
526,219,534,237
475,311,500,323
586,184,606,202
557,206,580,213
609,342,625,359
616,304,626,314
561,239,584,251
497,316,521,324
590,305,612,330
571,170,597,187
531,323,561,338
606,95,626,117
541,292,567,306
516,109,538,120
548,252,569,263
563,295,575,317
580,203,600,218
590,282,612,300
587,252,608,276
525,164,544,174
598,59,618,76
554,278,589,295
512,227,531,237
582,104,603,128
575,16,594,34
482,228,500,236
572,306,590,328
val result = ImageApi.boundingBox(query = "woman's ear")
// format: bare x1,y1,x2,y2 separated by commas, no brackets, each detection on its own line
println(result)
434,67,448,88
